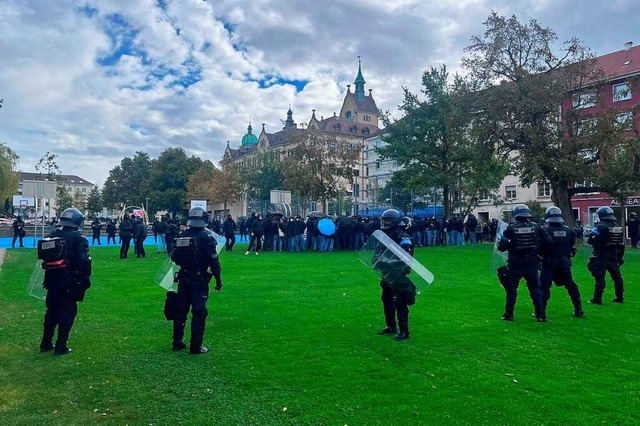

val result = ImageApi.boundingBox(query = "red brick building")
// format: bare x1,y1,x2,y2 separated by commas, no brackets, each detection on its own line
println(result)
567,42,640,226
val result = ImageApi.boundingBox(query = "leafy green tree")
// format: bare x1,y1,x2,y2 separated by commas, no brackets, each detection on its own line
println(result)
35,152,62,182
102,152,153,209
73,188,86,212
462,12,601,226
595,103,640,229
378,65,507,218
144,148,205,216
86,186,102,218
56,186,73,212
244,151,286,210
0,143,19,204
283,130,359,213
211,151,244,213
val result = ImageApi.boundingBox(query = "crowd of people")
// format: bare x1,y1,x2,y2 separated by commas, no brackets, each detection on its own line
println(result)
202,212,504,255
26,200,632,356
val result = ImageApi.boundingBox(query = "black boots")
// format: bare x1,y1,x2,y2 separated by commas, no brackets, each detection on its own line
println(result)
377,326,396,335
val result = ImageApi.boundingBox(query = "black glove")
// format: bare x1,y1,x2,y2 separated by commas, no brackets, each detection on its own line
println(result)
619,258,624,266
570,247,577,258
214,277,223,291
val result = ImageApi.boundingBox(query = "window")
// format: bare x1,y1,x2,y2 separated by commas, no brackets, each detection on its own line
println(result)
82,187,87,193
505,185,517,199
575,180,599,195
576,118,597,136
578,148,598,161
613,82,632,102
615,112,633,130
345,111,353,121
479,189,489,200
572,92,596,109
363,115,370,122
537,182,551,197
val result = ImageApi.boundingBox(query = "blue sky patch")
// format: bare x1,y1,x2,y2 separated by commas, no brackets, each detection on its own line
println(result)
97,13,145,67
129,124,150,136
76,5,98,18
246,74,308,93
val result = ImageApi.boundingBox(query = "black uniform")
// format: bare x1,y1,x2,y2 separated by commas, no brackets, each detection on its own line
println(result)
223,217,237,252
91,219,102,245
133,219,147,258
40,227,92,354
497,220,548,321
12,217,26,248
540,223,583,316
171,228,222,353
119,217,134,259
627,216,640,248
106,221,117,244
165,220,180,255
376,228,417,337
588,221,625,303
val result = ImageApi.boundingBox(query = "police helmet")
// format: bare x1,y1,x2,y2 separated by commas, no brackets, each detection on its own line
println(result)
187,206,209,228
512,204,532,219
630,212,637,218
380,209,402,230
597,206,616,222
59,208,84,229
544,206,564,224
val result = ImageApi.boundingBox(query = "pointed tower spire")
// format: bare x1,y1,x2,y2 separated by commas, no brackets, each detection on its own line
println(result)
284,105,296,129
354,56,366,100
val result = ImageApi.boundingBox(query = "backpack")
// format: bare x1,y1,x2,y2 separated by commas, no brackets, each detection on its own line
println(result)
171,236,199,268
37,237,68,270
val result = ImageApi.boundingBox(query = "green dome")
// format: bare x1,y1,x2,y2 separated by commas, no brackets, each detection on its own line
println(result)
241,124,258,146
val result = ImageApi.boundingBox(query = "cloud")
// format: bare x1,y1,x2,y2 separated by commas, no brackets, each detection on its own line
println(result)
0,0,636,186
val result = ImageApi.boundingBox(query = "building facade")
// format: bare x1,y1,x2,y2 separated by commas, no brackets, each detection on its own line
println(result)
220,61,381,217
472,42,640,226
15,172,95,218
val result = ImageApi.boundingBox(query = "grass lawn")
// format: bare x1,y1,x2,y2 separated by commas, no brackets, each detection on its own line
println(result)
0,242,639,425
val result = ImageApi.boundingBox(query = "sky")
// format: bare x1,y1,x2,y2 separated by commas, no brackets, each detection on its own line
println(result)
0,0,636,187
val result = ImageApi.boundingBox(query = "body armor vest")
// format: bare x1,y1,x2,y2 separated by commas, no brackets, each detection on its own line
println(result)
545,225,572,257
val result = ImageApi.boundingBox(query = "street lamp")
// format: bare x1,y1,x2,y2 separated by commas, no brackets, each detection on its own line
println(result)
145,197,149,216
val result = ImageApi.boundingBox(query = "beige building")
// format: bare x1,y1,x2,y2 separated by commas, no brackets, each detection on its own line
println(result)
220,61,381,217
16,172,95,218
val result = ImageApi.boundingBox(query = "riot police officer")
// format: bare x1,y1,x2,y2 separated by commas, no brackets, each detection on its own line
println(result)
12,215,25,248
376,209,417,340
169,207,223,354
587,206,625,304
496,204,548,322
38,208,92,355
91,218,102,245
540,207,584,317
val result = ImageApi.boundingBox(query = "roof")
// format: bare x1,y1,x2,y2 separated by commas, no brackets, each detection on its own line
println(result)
595,44,640,81
315,116,380,137
18,172,94,186
345,92,379,114
265,127,305,146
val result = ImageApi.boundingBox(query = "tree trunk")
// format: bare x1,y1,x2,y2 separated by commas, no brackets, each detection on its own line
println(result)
551,182,575,228
442,185,450,218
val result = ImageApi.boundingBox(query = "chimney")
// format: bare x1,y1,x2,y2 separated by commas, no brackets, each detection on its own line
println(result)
625,41,633,51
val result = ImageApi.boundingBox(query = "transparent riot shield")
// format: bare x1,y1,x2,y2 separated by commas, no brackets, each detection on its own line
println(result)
490,219,509,273
154,258,179,292
358,230,434,289
28,260,46,301
205,229,226,254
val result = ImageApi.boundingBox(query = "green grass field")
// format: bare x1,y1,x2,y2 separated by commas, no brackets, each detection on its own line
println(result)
1,242,639,425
